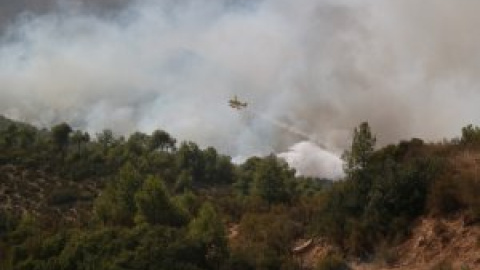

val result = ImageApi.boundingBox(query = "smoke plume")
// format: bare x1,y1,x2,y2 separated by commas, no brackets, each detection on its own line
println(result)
1,0,479,178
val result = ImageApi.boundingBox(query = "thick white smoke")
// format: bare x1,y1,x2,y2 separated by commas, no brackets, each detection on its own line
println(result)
1,0,480,179
278,141,344,179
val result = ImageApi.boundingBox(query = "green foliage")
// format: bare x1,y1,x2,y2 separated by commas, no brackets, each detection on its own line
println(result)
176,143,234,187
176,170,194,193
188,203,225,244
8,214,41,244
342,122,376,177
0,122,39,150
70,130,90,152
295,177,331,197
150,129,176,152
461,124,480,146
4,224,217,270
38,232,68,260
252,155,295,205
315,124,442,255
175,191,200,217
51,123,73,151
0,124,18,148
239,212,301,254
188,202,228,269
234,157,262,196
94,162,142,226
127,131,150,155
5,115,480,269
135,176,187,226
95,129,115,153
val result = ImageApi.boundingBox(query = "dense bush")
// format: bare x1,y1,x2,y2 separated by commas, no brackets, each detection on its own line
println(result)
314,123,443,256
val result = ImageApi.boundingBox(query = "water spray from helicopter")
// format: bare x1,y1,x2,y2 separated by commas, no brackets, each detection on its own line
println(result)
229,95,344,178
229,95,327,149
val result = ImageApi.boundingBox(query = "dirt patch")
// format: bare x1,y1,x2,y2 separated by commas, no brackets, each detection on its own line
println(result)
0,164,100,223
353,215,480,270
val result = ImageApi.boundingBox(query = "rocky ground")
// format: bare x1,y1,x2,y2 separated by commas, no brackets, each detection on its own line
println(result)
0,164,100,224
292,215,480,270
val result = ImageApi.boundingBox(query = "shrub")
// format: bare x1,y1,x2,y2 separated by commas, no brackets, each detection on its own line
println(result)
428,177,463,215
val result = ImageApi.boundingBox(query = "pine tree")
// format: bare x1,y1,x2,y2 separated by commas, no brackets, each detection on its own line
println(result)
342,122,376,178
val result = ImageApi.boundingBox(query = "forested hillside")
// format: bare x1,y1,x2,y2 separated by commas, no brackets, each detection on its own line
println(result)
0,116,479,270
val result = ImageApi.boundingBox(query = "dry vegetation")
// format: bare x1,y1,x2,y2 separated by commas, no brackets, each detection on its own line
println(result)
0,164,100,225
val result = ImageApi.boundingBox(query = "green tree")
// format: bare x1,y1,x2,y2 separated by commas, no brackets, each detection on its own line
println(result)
149,129,176,152
342,122,376,177
188,202,228,269
461,124,480,146
51,123,73,160
134,175,186,226
51,123,72,150
176,142,205,183
175,170,193,193
16,126,37,149
70,130,90,152
127,131,150,155
253,155,295,205
234,157,262,196
2,124,18,148
96,129,115,154
203,147,234,185
94,162,142,225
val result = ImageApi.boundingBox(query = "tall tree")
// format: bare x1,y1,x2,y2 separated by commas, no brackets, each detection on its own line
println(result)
51,122,72,159
71,130,90,152
149,129,176,152
127,131,149,155
94,162,142,225
96,129,115,154
342,122,376,177
176,142,204,183
461,124,480,145
253,155,295,205
134,175,185,226
188,202,228,269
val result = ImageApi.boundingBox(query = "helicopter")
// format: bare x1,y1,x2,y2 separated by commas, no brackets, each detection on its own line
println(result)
229,95,247,110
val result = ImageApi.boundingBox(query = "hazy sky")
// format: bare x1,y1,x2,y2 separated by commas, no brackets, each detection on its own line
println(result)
1,0,479,178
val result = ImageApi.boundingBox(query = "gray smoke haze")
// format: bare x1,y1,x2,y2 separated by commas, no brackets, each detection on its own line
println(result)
1,0,480,178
